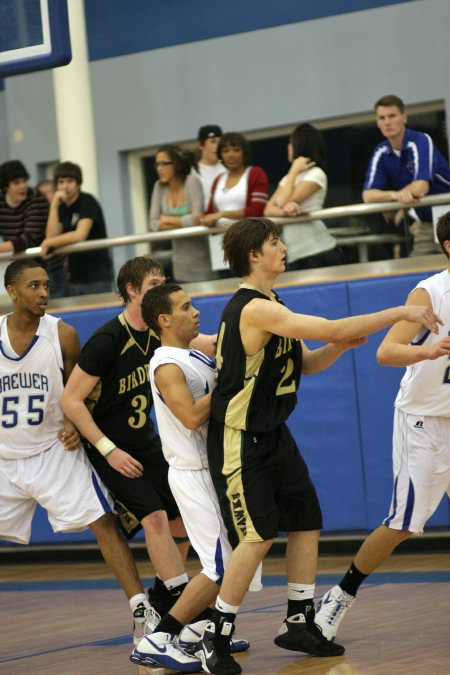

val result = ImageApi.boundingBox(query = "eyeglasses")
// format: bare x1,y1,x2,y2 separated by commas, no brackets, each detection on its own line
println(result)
155,161,173,169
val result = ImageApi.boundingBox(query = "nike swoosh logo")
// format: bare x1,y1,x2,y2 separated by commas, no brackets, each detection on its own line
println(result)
204,648,214,659
147,640,167,654
323,597,334,604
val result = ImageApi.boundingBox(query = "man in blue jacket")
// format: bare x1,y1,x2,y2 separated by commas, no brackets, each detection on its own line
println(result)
363,94,450,256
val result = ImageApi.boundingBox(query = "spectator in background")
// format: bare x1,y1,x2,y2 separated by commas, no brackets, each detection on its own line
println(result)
149,144,216,283
0,160,48,254
36,178,69,299
201,132,269,228
193,125,224,209
264,123,341,270
41,162,113,297
35,178,55,204
363,94,450,256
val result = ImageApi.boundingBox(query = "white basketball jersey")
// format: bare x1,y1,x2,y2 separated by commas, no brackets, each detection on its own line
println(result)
395,270,450,417
150,346,216,469
0,314,65,458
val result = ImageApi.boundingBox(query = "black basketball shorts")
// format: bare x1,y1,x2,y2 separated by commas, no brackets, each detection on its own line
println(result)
207,420,322,545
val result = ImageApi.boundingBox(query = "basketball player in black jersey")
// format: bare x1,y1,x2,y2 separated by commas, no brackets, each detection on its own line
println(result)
62,256,213,648
196,218,442,675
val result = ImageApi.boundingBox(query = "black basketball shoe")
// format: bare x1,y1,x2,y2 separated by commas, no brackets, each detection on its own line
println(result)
274,612,345,657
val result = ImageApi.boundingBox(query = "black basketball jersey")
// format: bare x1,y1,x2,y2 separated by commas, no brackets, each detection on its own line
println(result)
77,313,160,456
211,287,302,433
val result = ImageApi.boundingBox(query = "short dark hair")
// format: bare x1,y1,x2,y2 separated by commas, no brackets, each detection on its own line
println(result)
116,256,165,304
4,259,44,289
141,283,182,335
0,160,30,191
374,95,405,113
436,211,450,258
222,217,281,277
156,145,197,179
290,123,327,172
217,132,252,166
53,161,83,185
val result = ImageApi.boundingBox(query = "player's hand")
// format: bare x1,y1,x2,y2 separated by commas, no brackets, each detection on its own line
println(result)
425,336,450,360
401,305,443,334
107,448,143,478
58,421,80,451
335,336,368,351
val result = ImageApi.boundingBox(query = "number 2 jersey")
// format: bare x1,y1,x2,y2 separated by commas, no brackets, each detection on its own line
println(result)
395,269,450,417
77,313,161,457
211,286,302,433
0,313,64,458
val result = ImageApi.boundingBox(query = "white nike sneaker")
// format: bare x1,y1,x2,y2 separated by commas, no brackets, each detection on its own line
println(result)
130,631,202,672
315,585,355,640
132,601,161,646
179,619,250,654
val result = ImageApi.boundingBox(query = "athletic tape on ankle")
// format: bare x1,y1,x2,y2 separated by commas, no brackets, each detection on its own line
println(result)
95,436,116,457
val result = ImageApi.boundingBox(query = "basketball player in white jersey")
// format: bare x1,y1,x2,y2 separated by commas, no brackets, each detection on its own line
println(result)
131,283,256,672
0,259,161,644
315,211,450,641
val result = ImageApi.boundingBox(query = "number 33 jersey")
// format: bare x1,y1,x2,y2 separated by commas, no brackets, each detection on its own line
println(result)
211,286,302,433
395,270,450,417
0,314,64,458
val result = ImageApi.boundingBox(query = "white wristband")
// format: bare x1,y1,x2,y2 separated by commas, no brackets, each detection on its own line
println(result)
95,436,116,458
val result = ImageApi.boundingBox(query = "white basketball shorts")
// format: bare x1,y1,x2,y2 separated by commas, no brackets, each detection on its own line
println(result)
0,440,112,544
383,409,450,534
168,466,262,590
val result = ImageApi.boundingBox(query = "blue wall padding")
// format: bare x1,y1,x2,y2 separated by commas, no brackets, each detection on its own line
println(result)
16,269,449,546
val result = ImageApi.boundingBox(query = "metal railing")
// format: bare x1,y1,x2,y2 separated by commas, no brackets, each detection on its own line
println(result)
1,193,449,262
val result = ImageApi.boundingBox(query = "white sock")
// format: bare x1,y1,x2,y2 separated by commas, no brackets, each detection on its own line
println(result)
287,582,315,601
215,595,240,615
129,592,149,612
164,573,189,591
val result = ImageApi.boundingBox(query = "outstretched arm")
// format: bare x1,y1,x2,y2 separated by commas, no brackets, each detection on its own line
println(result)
377,287,450,366
241,296,442,353
301,337,367,375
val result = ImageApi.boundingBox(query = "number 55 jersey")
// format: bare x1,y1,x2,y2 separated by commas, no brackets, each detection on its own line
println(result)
0,314,64,458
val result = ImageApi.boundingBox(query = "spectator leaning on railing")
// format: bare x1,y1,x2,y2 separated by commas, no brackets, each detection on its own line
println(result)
363,94,450,257
264,123,341,270
200,132,269,228
0,160,48,254
149,144,217,283
41,161,113,297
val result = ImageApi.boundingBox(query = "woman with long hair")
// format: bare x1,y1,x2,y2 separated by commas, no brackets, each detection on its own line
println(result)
264,123,340,269
149,144,216,282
